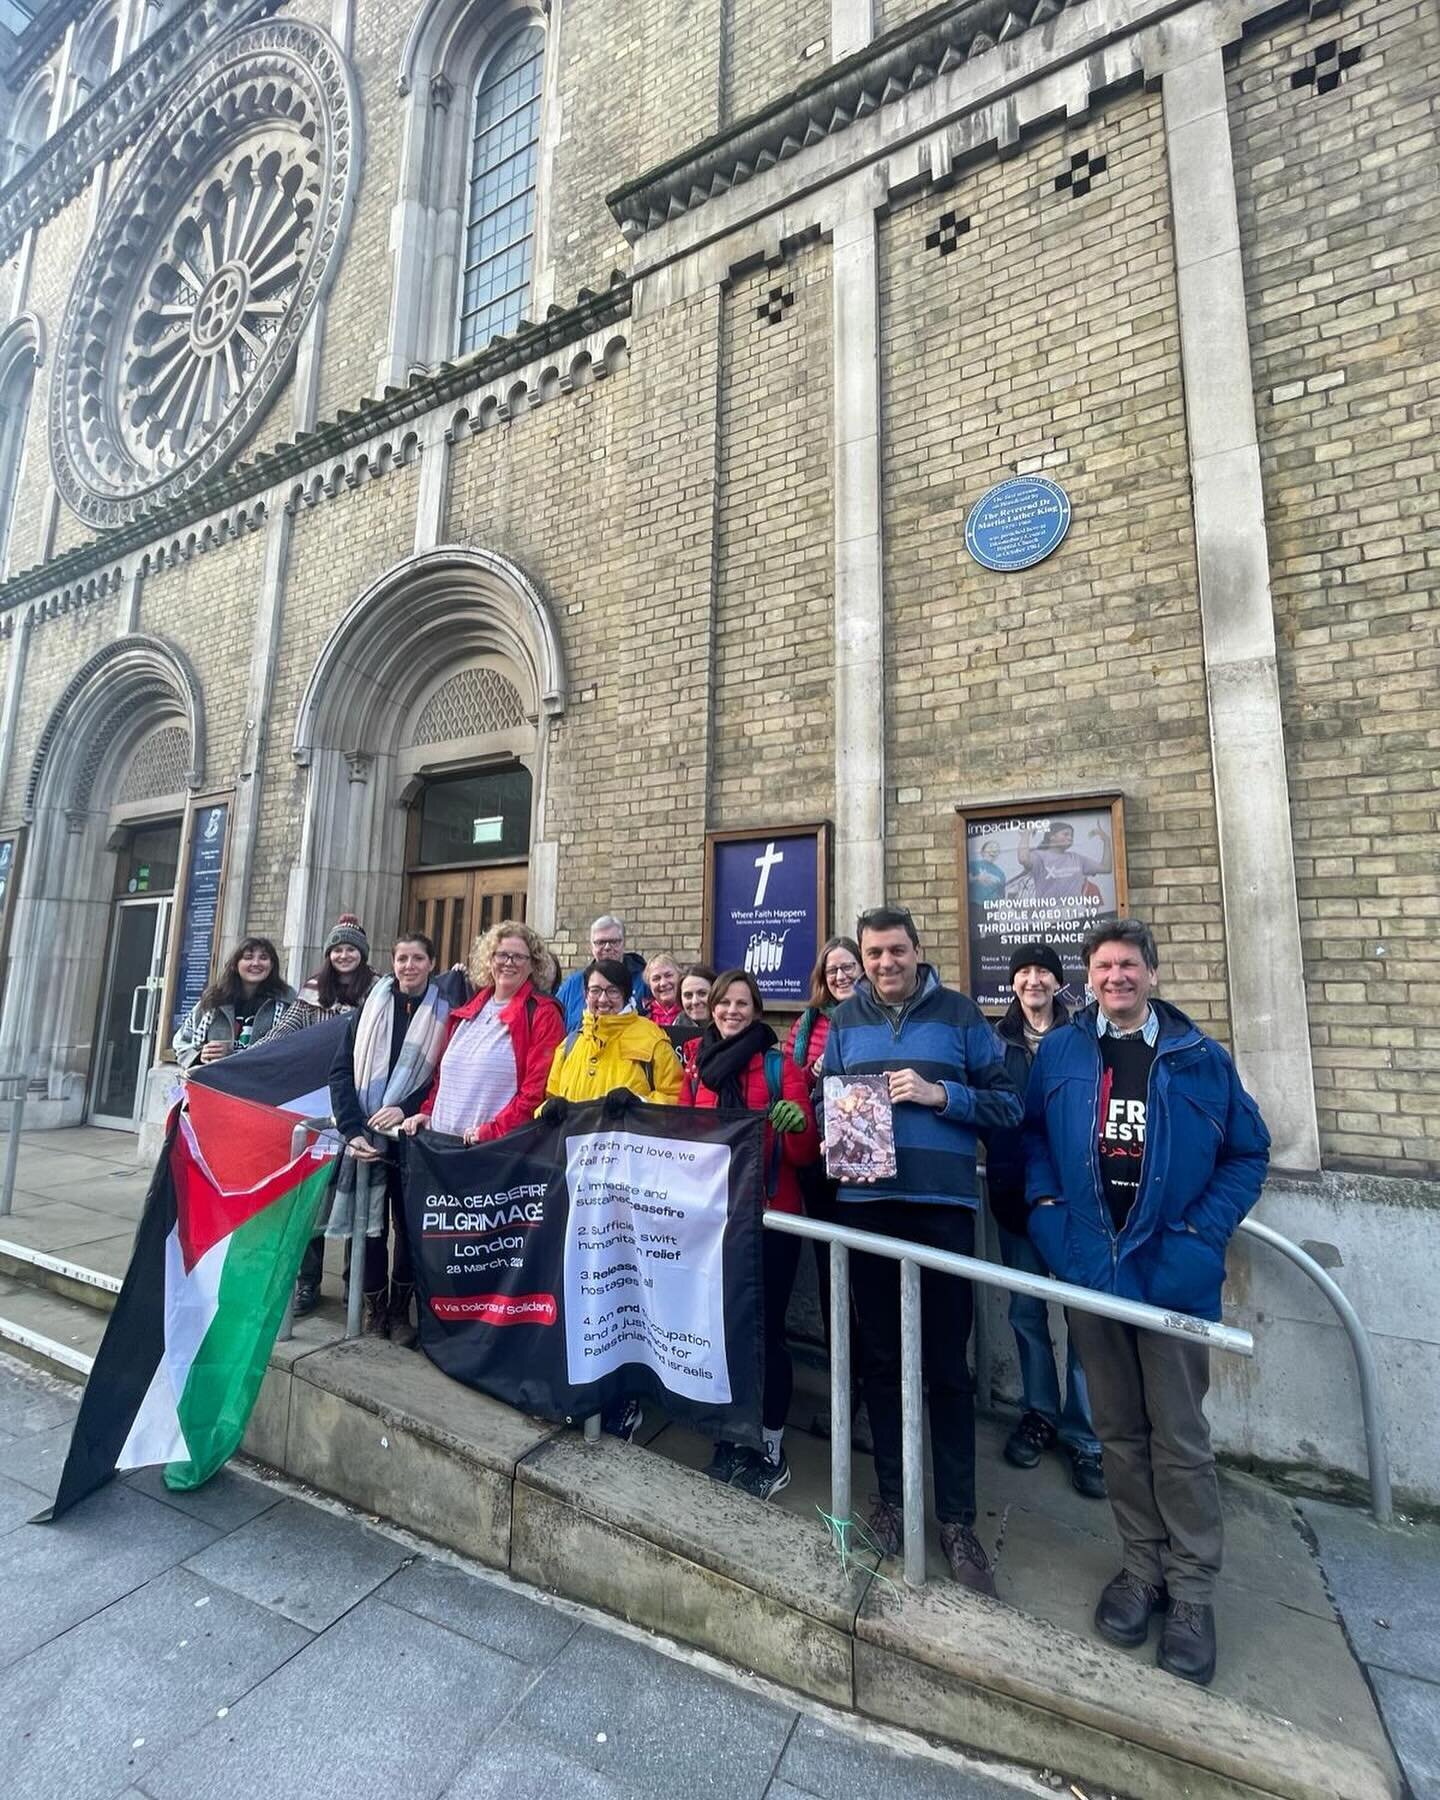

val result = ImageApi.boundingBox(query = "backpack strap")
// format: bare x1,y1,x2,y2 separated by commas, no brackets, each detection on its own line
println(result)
763,1048,784,1197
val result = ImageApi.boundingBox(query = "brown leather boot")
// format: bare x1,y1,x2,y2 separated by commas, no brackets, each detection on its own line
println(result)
387,1282,419,1349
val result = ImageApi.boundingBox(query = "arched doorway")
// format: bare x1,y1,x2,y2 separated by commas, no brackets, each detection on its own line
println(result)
290,546,565,977
0,635,204,1128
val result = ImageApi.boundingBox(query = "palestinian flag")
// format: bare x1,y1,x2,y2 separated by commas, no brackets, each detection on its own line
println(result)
45,1018,348,1519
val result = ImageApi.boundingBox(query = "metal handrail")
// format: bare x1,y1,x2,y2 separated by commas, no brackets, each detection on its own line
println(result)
281,1117,361,1341
763,1210,1256,1586
1237,1217,1392,1524
0,1070,26,1219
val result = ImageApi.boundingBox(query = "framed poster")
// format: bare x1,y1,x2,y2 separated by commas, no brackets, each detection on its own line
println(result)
955,794,1127,1011
702,823,830,1007
164,795,232,1046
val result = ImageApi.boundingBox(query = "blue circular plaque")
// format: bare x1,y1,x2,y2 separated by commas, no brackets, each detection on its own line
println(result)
964,476,1072,572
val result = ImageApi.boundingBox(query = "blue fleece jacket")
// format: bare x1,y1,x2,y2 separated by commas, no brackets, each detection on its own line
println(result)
1022,998,1270,1320
555,951,651,1033
821,965,1022,1207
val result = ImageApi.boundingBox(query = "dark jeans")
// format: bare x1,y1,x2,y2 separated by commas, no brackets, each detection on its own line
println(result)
762,1230,802,1432
299,1163,412,1296
845,1199,977,1525
797,1160,839,1343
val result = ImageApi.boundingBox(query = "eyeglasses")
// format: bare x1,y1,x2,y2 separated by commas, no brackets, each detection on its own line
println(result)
492,952,532,967
586,984,624,1001
592,938,623,951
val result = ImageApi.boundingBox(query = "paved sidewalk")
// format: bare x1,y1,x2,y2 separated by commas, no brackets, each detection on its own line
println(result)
0,1354,1053,1800
1301,1498,1440,1800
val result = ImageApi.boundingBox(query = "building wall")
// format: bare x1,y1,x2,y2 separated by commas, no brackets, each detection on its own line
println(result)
879,88,1230,1031
0,600,115,822
1229,0,1440,1174
725,0,831,123
711,246,835,835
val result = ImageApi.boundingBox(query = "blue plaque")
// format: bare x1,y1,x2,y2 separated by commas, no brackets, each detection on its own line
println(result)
709,831,822,1005
172,802,228,1034
964,476,1072,572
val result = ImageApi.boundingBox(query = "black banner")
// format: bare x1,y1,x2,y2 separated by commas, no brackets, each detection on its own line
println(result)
404,1092,765,1445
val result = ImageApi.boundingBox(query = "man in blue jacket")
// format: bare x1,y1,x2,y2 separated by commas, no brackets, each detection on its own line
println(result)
1024,918,1270,1685
823,905,1022,1594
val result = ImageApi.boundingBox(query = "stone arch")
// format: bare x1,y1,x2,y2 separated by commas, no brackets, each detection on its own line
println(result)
0,633,205,1121
288,546,565,976
0,314,44,575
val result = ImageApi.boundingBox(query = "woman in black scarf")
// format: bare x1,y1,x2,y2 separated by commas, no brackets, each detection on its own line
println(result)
682,969,817,1501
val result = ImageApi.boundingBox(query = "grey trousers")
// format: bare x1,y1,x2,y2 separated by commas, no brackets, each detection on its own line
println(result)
1068,1312,1222,1601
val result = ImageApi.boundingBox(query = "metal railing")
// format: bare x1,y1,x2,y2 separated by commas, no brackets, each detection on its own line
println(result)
763,1211,1256,1587
280,1117,363,1342
0,1072,25,1219
1237,1217,1392,1524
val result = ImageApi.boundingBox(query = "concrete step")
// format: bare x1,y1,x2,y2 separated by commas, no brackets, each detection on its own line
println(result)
0,1278,102,1382
0,1235,122,1314
240,1331,1397,1800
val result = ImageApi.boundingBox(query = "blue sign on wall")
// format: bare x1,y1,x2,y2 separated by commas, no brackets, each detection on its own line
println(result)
964,476,1072,572
172,802,228,1034
709,831,823,1005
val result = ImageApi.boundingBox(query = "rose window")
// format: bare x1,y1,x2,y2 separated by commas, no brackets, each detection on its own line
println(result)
50,22,357,529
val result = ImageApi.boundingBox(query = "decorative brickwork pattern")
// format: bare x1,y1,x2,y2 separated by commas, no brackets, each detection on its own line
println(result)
712,249,835,834
411,668,527,745
1230,0,1440,1175
879,91,1230,1033
117,725,191,802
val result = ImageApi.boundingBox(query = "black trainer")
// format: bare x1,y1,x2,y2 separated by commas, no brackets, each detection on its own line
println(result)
1158,1599,1217,1685
731,1448,791,1501
704,1441,748,1484
292,1277,319,1319
1066,1445,1107,1499
866,1496,904,1557
1094,1568,1168,1647
1004,1409,1056,1470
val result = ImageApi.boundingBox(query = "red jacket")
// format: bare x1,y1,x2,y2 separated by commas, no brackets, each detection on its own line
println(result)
424,980,564,1140
782,1009,832,1095
681,1047,818,1214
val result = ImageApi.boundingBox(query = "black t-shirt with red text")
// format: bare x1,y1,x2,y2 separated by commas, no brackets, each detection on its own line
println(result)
1098,1034,1155,1231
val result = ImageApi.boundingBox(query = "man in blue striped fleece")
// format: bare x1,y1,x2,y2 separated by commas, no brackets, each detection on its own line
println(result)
822,905,1022,1595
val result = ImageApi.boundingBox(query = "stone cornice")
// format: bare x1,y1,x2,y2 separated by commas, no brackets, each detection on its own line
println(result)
0,278,633,622
0,0,279,257
606,0,1080,241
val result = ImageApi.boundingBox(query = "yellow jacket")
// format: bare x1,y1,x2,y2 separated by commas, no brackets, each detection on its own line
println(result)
543,1010,683,1106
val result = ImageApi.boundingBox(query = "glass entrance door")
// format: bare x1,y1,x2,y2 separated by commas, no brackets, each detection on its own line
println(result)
90,897,172,1129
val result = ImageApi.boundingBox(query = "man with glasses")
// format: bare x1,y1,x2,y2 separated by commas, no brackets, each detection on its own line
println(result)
556,914,651,1031
822,905,1021,1594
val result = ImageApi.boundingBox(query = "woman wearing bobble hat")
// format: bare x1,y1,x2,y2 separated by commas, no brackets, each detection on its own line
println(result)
276,914,378,1032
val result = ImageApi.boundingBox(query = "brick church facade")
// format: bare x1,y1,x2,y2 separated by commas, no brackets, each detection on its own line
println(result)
0,0,1435,1498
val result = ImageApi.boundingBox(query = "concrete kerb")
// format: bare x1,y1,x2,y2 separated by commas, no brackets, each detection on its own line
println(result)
238,1332,1397,1800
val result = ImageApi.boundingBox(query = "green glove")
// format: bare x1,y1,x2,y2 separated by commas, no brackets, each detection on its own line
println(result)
769,1099,806,1134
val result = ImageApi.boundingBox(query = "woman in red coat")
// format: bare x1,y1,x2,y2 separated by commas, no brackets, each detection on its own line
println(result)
682,968,817,1500
403,920,563,1147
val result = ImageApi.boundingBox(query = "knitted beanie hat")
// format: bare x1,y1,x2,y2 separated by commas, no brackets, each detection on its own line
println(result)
1008,941,1065,985
325,913,370,959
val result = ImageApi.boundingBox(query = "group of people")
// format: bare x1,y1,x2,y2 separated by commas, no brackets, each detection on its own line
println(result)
173,899,1270,1687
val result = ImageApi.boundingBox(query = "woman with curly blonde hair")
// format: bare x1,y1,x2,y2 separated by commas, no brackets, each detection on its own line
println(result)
401,918,564,1148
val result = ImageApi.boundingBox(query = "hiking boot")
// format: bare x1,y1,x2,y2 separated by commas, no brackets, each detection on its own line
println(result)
1003,1409,1056,1470
1066,1445,1107,1499
602,1399,645,1444
731,1448,791,1501
1158,1599,1217,1686
361,1290,389,1336
1094,1569,1168,1648
939,1522,998,1597
292,1277,319,1320
704,1441,749,1484
867,1496,904,1558
386,1283,418,1349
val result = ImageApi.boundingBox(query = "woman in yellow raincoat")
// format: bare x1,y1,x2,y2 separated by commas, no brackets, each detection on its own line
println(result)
543,957,683,1105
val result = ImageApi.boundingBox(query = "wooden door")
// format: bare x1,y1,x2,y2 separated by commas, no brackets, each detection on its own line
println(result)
404,864,528,969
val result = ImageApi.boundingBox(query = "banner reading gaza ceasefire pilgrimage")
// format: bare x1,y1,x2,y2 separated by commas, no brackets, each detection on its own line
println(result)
405,1094,766,1445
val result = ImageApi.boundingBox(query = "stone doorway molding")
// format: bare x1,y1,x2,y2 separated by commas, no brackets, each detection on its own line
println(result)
0,633,203,1123
287,545,566,979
